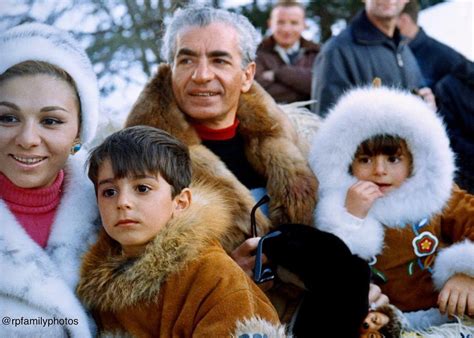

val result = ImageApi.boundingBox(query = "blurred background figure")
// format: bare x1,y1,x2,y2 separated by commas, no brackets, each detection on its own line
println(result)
435,61,474,194
255,0,319,104
398,0,474,194
397,0,467,90
311,0,436,117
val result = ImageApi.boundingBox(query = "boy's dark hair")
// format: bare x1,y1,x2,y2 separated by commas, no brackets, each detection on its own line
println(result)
0,60,81,127
88,126,191,197
350,134,413,174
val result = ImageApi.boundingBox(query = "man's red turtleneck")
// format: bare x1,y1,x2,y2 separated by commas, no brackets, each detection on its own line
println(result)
193,119,240,141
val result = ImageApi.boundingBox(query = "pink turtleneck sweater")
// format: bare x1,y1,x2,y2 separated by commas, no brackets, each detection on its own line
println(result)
0,171,64,248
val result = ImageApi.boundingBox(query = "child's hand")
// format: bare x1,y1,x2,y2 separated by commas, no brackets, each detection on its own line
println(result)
345,181,384,219
438,273,474,317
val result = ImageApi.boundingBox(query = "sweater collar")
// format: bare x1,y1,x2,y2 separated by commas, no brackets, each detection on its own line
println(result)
193,119,240,141
351,10,404,46
0,170,64,213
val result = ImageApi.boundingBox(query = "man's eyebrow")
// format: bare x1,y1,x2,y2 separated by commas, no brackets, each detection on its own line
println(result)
176,48,233,59
176,48,198,57
0,101,20,110
208,50,233,59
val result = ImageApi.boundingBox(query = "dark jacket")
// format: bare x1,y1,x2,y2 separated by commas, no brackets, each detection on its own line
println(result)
256,36,320,103
125,64,318,323
311,10,424,116
409,27,467,90
435,61,474,193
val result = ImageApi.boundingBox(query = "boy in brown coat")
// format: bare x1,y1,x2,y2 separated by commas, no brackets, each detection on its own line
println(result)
77,126,283,337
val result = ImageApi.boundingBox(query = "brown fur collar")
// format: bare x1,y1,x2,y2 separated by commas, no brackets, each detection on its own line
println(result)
126,64,317,248
126,63,291,146
77,180,233,311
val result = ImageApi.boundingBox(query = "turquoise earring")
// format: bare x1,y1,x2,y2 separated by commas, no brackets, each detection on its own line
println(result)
70,140,82,155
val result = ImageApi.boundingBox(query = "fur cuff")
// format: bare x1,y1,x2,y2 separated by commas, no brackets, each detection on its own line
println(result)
403,312,473,337
315,191,385,260
232,317,288,337
432,239,474,290
403,307,449,331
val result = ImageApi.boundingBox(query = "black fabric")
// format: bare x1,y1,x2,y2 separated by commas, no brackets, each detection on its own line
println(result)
409,28,467,90
202,133,266,190
435,61,474,194
261,224,371,337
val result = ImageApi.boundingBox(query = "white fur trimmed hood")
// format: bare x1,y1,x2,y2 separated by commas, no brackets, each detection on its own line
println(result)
0,23,99,145
309,87,455,258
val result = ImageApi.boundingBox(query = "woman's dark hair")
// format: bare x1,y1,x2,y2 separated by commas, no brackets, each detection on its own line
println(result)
88,126,192,197
0,60,81,127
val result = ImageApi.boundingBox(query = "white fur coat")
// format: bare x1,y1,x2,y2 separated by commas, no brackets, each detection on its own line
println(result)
0,152,99,337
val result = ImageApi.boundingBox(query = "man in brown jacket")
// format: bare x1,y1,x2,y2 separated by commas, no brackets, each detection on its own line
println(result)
255,1,319,103
124,5,388,333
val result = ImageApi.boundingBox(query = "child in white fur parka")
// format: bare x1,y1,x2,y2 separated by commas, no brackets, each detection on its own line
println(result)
309,86,474,330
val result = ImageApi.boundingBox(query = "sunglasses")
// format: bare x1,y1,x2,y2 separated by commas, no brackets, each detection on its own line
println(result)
249,194,280,284
254,230,282,284
250,194,270,238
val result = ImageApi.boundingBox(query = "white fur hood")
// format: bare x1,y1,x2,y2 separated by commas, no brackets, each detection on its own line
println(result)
0,23,99,145
309,87,455,259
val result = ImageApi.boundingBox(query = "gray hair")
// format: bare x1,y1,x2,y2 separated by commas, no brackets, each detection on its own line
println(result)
161,6,260,68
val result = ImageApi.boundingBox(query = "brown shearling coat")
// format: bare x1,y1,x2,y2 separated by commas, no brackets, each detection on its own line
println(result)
125,64,318,253
374,186,474,312
77,181,283,337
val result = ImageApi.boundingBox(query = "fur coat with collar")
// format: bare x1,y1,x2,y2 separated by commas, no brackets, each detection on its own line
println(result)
77,180,284,337
125,64,318,252
309,87,474,328
0,152,99,338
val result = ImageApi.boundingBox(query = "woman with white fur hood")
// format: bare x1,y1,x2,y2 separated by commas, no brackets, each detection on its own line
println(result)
309,86,474,330
0,23,99,337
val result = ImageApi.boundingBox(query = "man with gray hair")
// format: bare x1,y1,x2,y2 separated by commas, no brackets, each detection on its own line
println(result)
126,5,318,324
